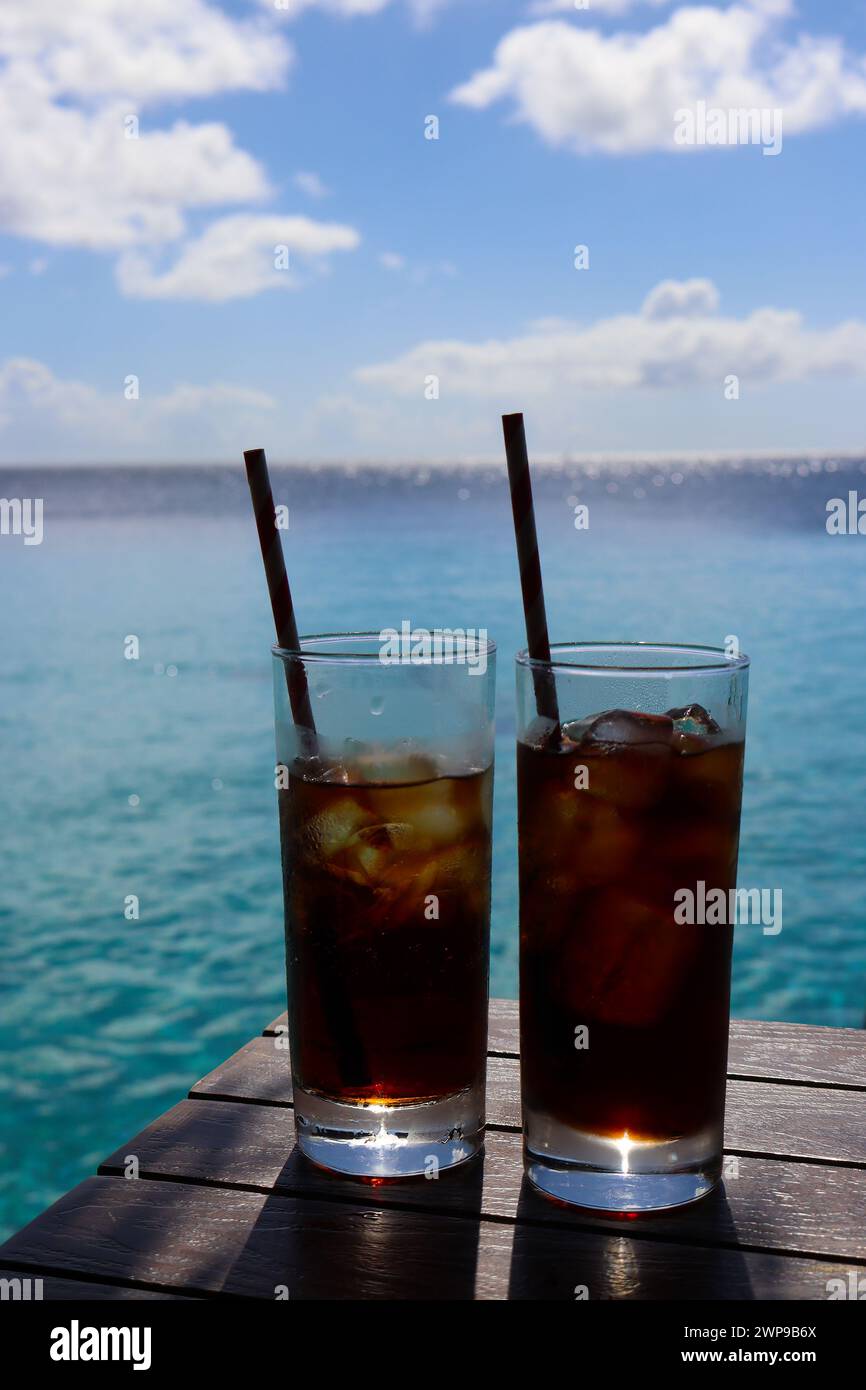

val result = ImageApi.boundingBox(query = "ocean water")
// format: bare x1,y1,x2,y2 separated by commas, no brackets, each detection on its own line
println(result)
2,459,865,1238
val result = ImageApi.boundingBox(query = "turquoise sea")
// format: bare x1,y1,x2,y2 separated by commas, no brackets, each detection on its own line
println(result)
2,459,865,1238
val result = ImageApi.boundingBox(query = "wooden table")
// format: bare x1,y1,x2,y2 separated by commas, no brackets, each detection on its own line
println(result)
2,1001,865,1300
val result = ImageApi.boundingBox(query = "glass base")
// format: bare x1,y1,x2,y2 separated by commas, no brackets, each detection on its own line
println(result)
524,1108,723,1213
294,1083,485,1178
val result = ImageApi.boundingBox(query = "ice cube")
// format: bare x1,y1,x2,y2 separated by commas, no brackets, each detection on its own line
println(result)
569,800,642,888
523,715,562,751
429,839,488,894
666,703,720,735
518,774,599,883
565,710,673,810
300,798,370,863
557,889,700,1028
367,777,462,851
561,717,595,746
317,762,352,785
366,840,487,929
348,822,415,883
654,822,737,892
578,710,674,748
343,744,439,786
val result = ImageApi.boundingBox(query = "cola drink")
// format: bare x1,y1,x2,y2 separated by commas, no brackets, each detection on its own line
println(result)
280,753,492,1107
519,706,745,1145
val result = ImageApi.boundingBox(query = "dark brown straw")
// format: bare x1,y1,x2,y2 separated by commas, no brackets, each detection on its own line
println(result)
244,447,317,744
502,413,561,733
243,446,369,1088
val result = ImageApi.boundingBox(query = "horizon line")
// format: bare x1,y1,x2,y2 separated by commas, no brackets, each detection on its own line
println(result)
1,445,865,472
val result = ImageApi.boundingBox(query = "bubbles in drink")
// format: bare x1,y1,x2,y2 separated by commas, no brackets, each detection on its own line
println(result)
299,798,368,863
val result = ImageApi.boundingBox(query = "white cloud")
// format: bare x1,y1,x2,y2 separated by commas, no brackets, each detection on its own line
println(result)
294,171,331,199
533,0,675,13
262,0,453,20
406,0,457,21
0,356,275,459
116,214,360,301
0,1,372,303
642,277,719,319
0,1,289,103
0,92,271,250
0,1,289,251
308,390,404,445
267,0,390,14
378,251,458,282
451,5,866,154
355,280,866,396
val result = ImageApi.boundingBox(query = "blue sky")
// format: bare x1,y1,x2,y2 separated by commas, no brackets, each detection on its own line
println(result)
1,0,866,462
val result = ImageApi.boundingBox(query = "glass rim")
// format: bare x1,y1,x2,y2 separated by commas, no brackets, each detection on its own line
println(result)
273,628,497,666
516,641,750,675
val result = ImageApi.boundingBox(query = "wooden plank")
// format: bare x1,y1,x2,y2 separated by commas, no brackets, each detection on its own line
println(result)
487,998,520,1055
100,1097,866,1262
727,1019,866,1090
724,1079,866,1164
192,1040,866,1165
264,1001,866,1088
0,1176,856,1301
0,1268,198,1300
194,1036,291,1108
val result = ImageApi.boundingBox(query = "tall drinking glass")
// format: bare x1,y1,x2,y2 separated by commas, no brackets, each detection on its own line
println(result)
274,630,495,1177
516,643,749,1212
